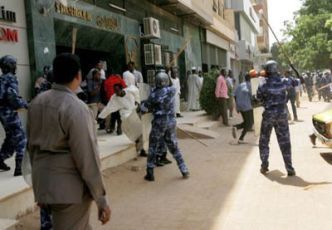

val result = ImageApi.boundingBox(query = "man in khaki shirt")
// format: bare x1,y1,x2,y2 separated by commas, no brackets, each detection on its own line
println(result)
28,53,111,229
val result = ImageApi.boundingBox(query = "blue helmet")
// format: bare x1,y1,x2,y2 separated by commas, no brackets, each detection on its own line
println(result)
0,55,17,74
264,60,278,76
155,70,170,88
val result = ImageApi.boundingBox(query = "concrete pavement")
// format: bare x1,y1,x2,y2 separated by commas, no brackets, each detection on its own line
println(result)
18,98,332,230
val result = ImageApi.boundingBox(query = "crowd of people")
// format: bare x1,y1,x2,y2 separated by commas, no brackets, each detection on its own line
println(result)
0,52,331,229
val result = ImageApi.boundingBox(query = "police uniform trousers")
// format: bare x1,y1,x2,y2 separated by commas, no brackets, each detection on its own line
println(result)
48,196,92,230
259,111,294,172
0,109,26,161
147,116,188,173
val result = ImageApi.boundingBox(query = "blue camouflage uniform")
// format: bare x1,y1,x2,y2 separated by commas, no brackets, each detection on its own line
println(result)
141,86,188,173
257,73,295,173
0,72,27,162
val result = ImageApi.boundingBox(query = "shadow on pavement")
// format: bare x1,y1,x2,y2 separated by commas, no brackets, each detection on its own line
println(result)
264,170,332,190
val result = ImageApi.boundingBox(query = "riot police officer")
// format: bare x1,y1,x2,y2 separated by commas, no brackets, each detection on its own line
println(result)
256,60,296,176
0,55,28,176
140,70,189,181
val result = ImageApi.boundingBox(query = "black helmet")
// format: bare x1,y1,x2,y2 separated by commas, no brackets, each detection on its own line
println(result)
155,69,170,88
263,60,278,76
0,55,17,74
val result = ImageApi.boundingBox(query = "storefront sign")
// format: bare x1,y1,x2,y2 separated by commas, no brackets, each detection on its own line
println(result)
55,2,92,21
0,27,18,42
0,5,16,23
96,16,119,31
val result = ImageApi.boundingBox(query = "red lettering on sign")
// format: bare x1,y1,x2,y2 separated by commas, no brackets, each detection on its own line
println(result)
0,27,18,42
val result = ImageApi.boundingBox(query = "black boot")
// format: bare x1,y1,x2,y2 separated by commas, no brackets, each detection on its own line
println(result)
144,168,154,181
156,156,165,167
0,160,10,171
139,149,148,157
182,171,190,179
14,159,22,176
159,152,172,165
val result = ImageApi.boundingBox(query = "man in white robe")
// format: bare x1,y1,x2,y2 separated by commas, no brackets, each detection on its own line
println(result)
99,84,147,156
187,67,203,111
170,67,182,117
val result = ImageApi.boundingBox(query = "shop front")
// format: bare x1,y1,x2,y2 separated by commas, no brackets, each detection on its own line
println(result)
26,0,140,79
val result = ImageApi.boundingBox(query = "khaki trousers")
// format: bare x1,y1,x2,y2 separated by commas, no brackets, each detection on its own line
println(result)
49,197,92,230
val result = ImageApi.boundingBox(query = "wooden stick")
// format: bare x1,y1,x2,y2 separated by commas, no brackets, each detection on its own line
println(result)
167,37,192,68
71,27,78,54
318,83,332,91
177,126,209,147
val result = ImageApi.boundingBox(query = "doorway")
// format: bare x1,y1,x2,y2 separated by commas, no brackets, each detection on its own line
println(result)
54,19,126,77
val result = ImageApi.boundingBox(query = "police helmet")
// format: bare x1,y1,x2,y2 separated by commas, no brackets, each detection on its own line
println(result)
155,70,170,88
0,55,17,74
263,60,278,76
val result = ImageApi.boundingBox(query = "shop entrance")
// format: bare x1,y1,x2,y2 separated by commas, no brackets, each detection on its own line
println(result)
54,19,126,78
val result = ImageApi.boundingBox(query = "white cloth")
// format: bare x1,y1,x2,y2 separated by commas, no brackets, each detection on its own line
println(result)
171,78,181,114
295,78,301,93
123,71,136,87
133,70,144,85
100,69,106,80
99,85,140,120
187,73,202,111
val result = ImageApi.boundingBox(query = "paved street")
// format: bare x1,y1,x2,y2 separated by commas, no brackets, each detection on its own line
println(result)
19,98,332,230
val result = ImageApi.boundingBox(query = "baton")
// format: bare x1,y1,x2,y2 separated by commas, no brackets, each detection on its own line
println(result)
177,126,209,147
317,83,332,91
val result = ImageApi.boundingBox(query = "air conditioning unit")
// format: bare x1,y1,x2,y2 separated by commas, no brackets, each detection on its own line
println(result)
163,52,171,67
143,17,161,39
146,69,156,86
144,43,162,66
154,44,162,65
144,44,154,65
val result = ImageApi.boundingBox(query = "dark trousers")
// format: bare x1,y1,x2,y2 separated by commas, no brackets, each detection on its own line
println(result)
110,111,122,131
259,112,294,172
235,110,253,140
289,98,298,120
217,98,228,125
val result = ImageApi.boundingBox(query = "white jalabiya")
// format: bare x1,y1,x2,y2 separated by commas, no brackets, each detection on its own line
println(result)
187,73,203,111
123,70,136,87
171,77,181,114
99,85,140,120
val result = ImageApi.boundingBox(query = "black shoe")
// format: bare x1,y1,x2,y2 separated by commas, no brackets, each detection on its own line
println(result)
287,170,296,176
156,157,165,167
176,113,183,118
117,128,122,136
160,157,172,165
14,159,22,176
144,168,154,181
182,171,190,179
309,134,316,146
139,150,148,157
0,160,10,171
260,167,269,175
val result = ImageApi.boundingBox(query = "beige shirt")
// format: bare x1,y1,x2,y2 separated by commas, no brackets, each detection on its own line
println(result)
28,84,107,208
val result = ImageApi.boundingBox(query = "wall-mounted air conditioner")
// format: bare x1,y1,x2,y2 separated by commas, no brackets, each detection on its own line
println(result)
143,17,161,39
163,52,171,67
144,44,162,66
